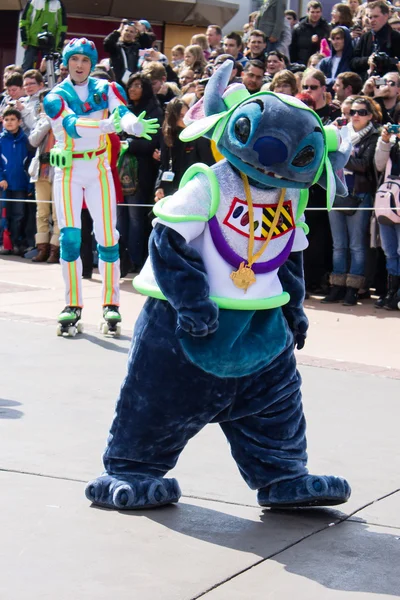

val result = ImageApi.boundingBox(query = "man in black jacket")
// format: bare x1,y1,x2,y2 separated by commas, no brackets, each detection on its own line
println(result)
104,20,152,87
289,1,330,66
350,0,400,81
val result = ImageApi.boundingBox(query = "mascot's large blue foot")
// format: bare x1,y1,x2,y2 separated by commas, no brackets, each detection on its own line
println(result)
85,474,181,510
257,475,351,508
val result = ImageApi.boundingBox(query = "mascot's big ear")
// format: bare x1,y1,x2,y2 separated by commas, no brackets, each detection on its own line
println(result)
203,60,233,116
317,125,352,209
180,61,234,142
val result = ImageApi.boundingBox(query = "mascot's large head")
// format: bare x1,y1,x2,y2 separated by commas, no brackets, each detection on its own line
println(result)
181,61,351,208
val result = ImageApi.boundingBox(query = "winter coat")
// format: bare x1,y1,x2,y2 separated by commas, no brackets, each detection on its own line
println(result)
156,129,215,196
255,0,287,40
0,128,33,191
289,17,331,66
346,127,380,194
28,113,54,183
277,17,292,60
374,135,394,173
318,26,354,90
125,96,164,201
350,24,400,80
19,0,67,50
20,91,42,135
103,30,152,86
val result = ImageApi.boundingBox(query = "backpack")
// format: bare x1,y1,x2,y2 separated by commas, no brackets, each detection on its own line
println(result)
375,141,400,225
117,143,138,196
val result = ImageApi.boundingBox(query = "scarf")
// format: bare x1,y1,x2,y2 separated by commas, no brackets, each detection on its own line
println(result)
347,121,373,147
344,121,374,178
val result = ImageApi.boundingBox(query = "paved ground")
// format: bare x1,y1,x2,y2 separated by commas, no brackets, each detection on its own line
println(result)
0,256,399,599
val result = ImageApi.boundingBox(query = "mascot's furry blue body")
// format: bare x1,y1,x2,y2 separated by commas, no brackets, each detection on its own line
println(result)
86,62,352,510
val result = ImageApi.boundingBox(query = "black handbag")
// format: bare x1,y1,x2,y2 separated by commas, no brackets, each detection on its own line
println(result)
333,193,362,216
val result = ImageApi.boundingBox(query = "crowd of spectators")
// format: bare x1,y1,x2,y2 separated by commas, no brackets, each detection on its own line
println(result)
1,0,400,309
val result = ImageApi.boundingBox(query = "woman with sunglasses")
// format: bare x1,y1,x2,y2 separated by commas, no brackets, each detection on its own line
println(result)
373,104,400,310
322,96,381,305
301,70,341,297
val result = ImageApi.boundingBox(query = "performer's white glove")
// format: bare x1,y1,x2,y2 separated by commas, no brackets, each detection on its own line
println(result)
99,114,118,134
121,111,160,140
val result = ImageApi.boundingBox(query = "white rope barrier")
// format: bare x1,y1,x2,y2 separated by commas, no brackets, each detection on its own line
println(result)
0,198,397,211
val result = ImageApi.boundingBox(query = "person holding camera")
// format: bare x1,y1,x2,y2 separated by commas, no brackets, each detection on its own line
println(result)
28,88,59,263
19,0,67,72
362,71,400,123
104,19,152,87
350,0,400,80
373,110,400,310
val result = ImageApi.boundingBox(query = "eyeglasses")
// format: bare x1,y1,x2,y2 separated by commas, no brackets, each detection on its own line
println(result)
349,108,370,116
302,84,320,90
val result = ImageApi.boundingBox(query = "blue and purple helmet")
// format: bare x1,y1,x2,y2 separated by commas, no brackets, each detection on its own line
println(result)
62,38,98,70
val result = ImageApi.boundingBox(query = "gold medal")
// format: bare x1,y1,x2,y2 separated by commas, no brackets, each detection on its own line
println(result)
231,174,286,294
230,261,256,293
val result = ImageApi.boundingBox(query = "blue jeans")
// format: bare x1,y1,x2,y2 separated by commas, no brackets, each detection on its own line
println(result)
329,193,373,276
3,191,26,246
379,222,400,276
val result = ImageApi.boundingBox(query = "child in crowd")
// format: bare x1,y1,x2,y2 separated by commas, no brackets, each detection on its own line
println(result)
0,107,33,255
171,45,185,73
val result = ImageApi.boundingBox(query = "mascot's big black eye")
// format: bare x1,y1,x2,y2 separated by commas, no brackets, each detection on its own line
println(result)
234,117,251,144
292,145,315,167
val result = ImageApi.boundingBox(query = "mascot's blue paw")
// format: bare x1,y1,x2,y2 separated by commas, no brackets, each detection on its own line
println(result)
177,299,219,338
85,474,181,510
257,474,351,508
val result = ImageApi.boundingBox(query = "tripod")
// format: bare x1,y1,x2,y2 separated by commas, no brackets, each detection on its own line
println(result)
44,52,60,89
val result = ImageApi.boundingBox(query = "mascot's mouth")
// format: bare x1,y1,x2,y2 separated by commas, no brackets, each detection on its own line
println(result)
242,160,294,182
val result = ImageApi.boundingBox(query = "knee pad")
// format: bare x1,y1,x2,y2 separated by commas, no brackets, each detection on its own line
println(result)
59,227,81,262
98,243,119,263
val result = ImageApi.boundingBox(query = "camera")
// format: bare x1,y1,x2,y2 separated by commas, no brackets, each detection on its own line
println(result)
350,20,362,31
37,23,55,53
336,117,348,126
387,124,400,133
375,77,387,86
372,51,399,76
197,78,210,87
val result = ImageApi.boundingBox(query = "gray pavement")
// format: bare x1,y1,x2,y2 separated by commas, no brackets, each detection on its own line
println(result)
0,270,400,598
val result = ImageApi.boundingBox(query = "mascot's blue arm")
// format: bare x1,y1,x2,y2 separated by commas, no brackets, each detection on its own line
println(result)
150,224,219,337
278,252,309,350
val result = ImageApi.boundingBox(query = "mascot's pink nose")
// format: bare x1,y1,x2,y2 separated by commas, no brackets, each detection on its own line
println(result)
254,136,288,166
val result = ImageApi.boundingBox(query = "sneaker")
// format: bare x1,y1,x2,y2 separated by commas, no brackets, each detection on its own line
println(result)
0,246,13,255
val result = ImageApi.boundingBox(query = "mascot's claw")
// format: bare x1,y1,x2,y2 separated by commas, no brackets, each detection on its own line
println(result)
257,474,351,508
85,475,181,509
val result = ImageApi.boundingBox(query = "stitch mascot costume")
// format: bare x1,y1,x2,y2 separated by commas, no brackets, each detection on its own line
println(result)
86,61,352,510
44,38,159,336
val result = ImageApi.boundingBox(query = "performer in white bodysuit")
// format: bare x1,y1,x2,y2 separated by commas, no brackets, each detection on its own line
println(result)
44,37,159,335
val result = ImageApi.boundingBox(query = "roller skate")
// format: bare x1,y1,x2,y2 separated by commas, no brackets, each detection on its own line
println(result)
56,306,83,337
100,305,122,336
